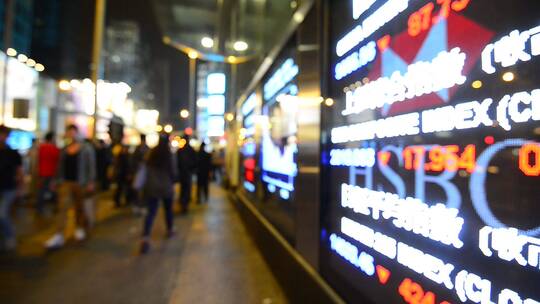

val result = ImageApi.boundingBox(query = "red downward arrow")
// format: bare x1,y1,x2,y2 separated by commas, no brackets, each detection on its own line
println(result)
376,265,391,285
378,151,391,166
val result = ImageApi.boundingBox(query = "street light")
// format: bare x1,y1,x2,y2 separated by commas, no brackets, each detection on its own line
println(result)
180,109,190,119
164,124,173,133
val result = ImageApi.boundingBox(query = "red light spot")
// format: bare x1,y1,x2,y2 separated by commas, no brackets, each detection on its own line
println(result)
378,151,391,166
377,35,391,52
484,136,494,145
184,127,193,136
376,265,391,285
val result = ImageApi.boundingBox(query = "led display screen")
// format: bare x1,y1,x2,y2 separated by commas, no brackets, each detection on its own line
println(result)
240,93,258,193
320,1,540,303
261,57,299,201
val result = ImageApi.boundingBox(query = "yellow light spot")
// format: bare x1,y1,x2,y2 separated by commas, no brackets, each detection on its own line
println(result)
58,80,72,91
472,80,482,89
180,109,190,119
188,51,198,59
502,72,515,82
325,98,334,107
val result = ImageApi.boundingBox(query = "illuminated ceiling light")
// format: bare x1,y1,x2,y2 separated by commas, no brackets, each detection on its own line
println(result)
502,71,515,82
325,98,335,107
155,125,163,132
6,48,17,57
164,124,173,133
58,80,72,91
35,63,45,72
188,51,198,59
227,56,237,64
17,54,28,63
201,37,214,48
180,109,190,118
290,1,298,9
225,113,234,122
26,59,36,67
233,41,249,52
471,80,483,89
293,12,304,23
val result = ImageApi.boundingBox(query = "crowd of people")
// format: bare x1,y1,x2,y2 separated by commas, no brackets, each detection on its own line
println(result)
0,124,221,254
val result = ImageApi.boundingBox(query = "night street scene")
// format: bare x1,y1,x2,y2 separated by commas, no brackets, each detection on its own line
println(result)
0,1,539,303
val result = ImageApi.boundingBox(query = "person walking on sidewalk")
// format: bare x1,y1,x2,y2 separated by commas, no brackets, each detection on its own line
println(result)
45,124,96,249
36,132,60,215
95,139,112,191
139,134,177,254
196,142,212,204
0,125,23,251
176,135,196,214
113,145,132,208
130,134,149,215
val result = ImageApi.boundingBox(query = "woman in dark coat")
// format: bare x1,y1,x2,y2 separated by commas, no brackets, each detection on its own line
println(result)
139,134,177,254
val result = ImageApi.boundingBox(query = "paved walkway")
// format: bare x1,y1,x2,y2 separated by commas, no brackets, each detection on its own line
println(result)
0,185,286,304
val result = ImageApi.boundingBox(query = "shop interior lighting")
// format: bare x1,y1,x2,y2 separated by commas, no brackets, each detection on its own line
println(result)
6,48,17,57
233,41,249,52
26,59,36,67
17,54,28,63
201,37,214,48
35,64,45,72
58,80,72,91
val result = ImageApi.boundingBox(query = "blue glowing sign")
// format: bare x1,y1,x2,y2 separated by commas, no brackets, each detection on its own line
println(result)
207,95,225,115
263,58,299,100
206,73,226,95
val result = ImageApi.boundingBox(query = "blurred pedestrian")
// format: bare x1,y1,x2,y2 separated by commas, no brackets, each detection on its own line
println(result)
0,125,23,251
95,139,112,191
196,142,212,204
36,132,60,215
27,138,39,200
44,124,96,249
211,147,225,184
139,134,176,254
113,145,131,208
176,135,196,214
130,134,149,215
